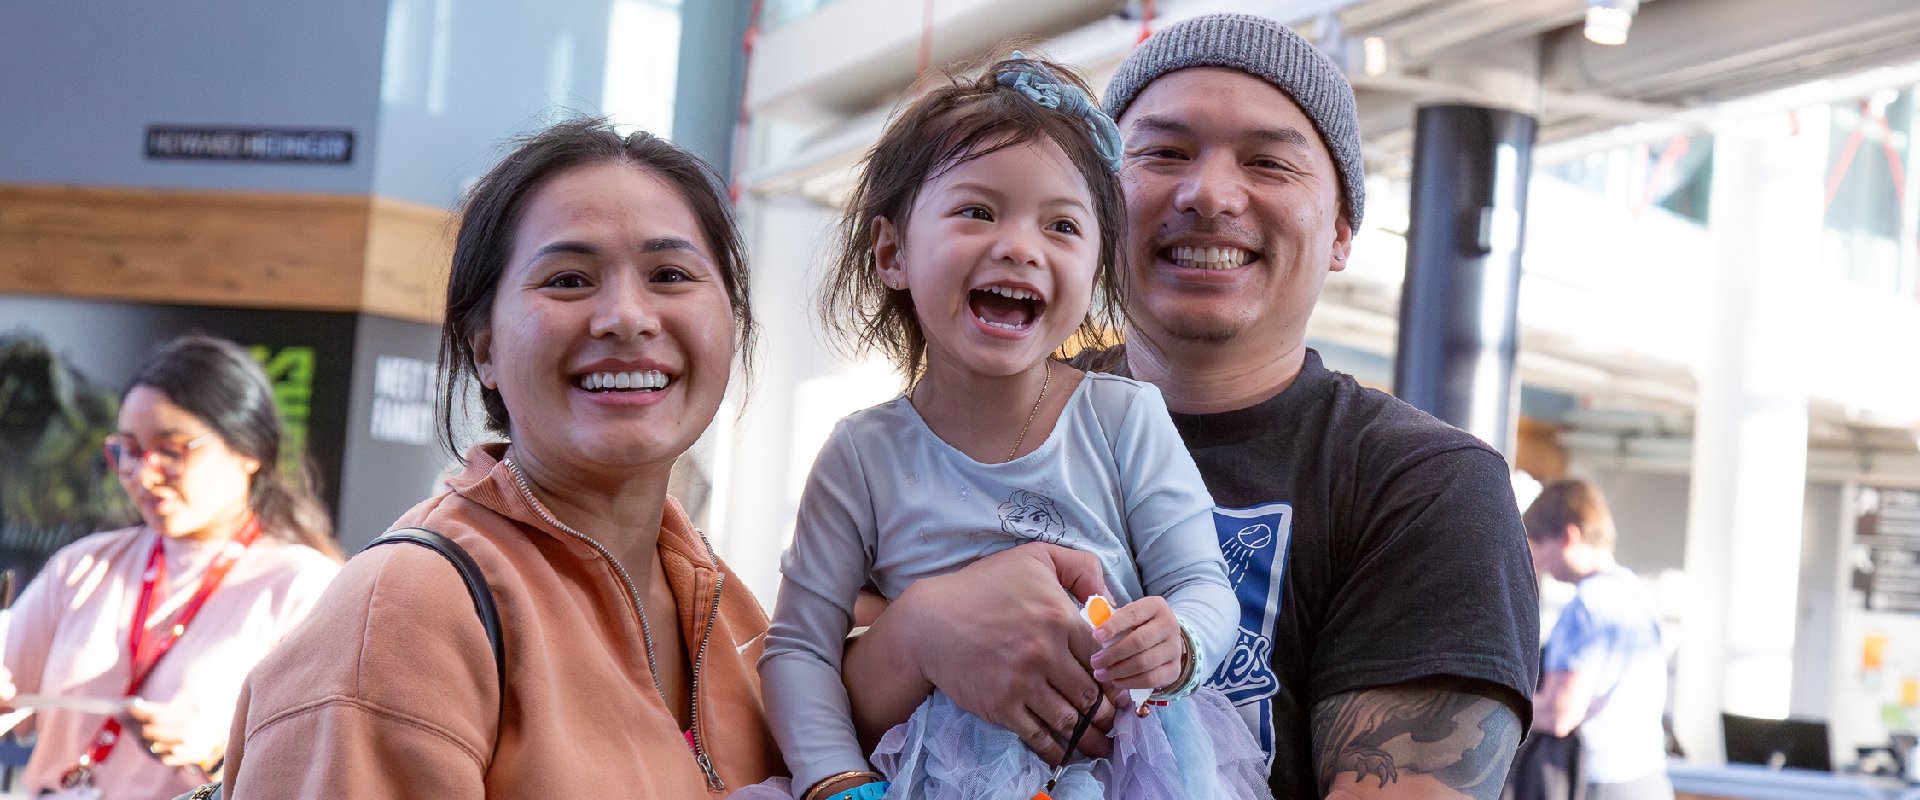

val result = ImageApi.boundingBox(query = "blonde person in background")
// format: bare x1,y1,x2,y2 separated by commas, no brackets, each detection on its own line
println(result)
1526,480,1674,800
0,335,343,799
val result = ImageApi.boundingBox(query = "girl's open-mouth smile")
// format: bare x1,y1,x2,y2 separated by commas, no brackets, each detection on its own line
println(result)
968,283,1047,333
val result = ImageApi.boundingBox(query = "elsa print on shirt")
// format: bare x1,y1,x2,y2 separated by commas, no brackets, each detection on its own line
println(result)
997,489,1067,545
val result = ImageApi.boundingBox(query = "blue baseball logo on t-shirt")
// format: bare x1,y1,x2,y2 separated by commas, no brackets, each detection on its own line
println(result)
1206,502,1292,766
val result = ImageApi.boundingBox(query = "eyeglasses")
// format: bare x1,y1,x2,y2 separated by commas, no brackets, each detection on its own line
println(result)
103,432,219,476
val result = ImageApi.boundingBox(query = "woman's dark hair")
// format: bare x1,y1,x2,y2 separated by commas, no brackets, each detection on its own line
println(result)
437,117,756,458
129,335,341,560
819,52,1127,383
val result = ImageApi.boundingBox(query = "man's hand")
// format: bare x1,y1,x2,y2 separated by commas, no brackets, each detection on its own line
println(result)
1089,596,1184,692
844,542,1115,764
1311,678,1525,799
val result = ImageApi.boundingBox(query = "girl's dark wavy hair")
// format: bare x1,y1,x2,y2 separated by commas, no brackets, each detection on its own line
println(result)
128,335,341,561
436,117,757,459
818,52,1127,384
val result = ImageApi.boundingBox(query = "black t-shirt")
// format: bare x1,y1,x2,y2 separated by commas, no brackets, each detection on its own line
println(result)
1086,347,1539,795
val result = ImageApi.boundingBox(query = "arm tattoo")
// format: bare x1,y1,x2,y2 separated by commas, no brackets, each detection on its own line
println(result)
1311,679,1525,799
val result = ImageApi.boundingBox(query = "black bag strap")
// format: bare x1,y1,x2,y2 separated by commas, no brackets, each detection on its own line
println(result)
363,527,505,688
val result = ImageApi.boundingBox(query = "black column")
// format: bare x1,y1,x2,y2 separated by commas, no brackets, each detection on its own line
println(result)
1393,104,1536,456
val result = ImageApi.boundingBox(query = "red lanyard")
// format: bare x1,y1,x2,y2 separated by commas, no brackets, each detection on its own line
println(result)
62,518,261,784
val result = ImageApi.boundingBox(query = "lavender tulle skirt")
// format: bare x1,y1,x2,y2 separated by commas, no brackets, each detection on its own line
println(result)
732,687,1271,799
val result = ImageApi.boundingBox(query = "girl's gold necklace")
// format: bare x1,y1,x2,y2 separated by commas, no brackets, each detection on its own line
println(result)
909,359,1053,462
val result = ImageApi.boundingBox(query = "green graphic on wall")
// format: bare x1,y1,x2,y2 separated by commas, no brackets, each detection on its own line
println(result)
251,345,316,481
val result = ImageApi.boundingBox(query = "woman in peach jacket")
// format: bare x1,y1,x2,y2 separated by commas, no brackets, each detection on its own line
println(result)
220,119,783,798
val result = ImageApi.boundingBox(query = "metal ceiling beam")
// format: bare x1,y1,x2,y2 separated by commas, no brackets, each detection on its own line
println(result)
1540,0,1920,103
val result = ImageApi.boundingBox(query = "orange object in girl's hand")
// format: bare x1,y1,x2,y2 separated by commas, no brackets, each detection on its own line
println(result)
1033,794,1054,800
1085,595,1113,628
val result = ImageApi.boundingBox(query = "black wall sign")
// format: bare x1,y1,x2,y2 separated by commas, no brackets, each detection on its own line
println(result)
145,126,354,164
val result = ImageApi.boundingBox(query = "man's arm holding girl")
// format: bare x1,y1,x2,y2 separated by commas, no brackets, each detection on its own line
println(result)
840,543,1115,764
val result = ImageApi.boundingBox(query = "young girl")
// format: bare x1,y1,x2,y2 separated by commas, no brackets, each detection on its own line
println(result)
753,55,1269,800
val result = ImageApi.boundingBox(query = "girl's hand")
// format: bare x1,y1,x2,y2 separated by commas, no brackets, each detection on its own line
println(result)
1088,596,1185,692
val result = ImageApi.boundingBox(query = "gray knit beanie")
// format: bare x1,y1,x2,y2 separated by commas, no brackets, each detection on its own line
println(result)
1103,13,1364,227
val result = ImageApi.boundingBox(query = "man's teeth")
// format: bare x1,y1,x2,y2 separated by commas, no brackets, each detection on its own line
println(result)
1168,246,1254,269
579,370,668,390
982,285,1039,301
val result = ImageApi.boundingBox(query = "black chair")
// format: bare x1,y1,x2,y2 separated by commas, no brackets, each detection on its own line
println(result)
1722,713,1832,772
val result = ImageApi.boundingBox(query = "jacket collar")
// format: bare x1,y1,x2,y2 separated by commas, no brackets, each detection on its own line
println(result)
448,444,715,570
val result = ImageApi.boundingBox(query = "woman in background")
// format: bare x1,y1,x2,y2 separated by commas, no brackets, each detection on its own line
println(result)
0,334,343,799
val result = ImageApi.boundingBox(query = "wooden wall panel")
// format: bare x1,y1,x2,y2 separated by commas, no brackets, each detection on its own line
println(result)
362,197,452,323
0,185,451,323
0,185,370,311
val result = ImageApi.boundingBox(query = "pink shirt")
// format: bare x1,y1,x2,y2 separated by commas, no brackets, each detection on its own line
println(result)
1,527,338,799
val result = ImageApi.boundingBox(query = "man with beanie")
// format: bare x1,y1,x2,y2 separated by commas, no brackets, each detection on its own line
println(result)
843,14,1538,799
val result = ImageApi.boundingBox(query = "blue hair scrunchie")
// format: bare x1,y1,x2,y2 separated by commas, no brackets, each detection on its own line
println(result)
995,51,1125,173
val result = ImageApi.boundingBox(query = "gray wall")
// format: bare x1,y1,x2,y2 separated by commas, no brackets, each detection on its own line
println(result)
335,313,460,551
0,0,681,208
369,0,621,208
1583,467,1692,574
0,0,386,193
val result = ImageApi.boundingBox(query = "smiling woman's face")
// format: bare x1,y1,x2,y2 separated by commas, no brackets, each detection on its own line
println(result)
471,162,736,484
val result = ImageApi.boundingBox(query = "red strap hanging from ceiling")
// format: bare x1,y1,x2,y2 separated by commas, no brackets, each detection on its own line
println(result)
729,0,765,203
919,0,936,75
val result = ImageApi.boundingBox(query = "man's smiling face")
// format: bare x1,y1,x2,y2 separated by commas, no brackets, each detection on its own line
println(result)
1116,67,1351,350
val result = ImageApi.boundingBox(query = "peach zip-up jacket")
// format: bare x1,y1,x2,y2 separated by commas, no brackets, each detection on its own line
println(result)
221,445,783,797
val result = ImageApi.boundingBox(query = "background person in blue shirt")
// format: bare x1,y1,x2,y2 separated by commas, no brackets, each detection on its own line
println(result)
1527,480,1674,800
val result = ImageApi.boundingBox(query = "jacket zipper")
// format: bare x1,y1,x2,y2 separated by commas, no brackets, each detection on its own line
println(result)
503,459,724,790
688,528,726,791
